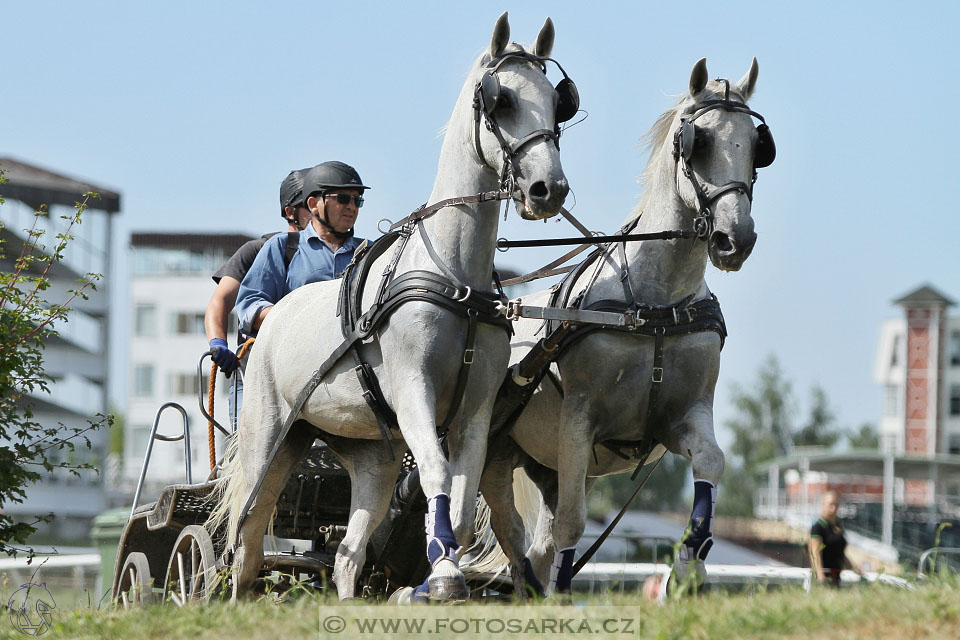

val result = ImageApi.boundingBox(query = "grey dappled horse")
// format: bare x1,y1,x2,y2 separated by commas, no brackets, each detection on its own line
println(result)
208,13,572,601
475,58,770,596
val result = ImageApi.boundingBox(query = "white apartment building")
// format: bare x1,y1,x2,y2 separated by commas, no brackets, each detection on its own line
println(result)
0,157,120,540
125,233,253,496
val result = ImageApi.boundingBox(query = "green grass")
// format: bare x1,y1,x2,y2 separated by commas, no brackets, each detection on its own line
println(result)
3,579,957,640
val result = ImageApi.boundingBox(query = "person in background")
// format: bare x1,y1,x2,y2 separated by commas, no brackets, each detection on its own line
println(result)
809,491,861,587
204,168,312,425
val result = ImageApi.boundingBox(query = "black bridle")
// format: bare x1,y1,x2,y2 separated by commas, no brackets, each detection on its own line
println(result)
473,51,579,192
672,79,776,240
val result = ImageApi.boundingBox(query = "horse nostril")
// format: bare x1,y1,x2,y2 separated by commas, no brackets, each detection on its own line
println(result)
528,181,549,200
711,231,734,254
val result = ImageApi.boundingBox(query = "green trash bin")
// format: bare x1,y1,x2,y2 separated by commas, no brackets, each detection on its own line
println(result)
91,507,131,595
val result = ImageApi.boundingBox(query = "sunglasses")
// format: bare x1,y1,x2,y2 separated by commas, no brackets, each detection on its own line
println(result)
324,193,364,208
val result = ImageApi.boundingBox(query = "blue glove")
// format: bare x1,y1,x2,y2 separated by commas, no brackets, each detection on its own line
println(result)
209,338,239,376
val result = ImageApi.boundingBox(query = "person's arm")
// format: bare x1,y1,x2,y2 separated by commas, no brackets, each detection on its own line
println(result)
809,533,825,582
205,276,241,342
252,305,273,331
236,236,286,336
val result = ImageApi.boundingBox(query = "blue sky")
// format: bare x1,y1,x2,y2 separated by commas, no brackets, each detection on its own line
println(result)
2,1,958,448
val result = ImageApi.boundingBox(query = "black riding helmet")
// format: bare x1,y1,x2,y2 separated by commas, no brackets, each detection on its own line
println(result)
279,168,311,223
302,161,370,240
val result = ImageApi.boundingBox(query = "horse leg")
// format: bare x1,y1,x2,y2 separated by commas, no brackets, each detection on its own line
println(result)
391,396,466,601
665,401,723,591
478,439,543,598
520,458,561,593
549,402,594,594
327,437,405,600
232,423,316,598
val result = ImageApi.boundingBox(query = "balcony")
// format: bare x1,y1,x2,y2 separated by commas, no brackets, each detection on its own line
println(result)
26,373,104,417
48,307,103,354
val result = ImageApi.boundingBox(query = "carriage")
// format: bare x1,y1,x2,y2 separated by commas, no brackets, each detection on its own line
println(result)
110,371,439,606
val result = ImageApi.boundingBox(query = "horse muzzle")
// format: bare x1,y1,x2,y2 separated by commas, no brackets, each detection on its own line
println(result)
517,176,569,220
708,227,757,271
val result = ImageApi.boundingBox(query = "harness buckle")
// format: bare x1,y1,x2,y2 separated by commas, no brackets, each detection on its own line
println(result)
453,286,472,303
652,367,664,384
622,310,635,327
672,307,679,325
463,348,475,365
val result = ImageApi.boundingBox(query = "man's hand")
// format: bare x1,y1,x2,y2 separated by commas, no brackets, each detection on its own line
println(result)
209,338,239,376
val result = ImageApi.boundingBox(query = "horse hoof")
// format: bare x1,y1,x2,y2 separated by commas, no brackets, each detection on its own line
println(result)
667,560,706,598
387,586,417,604
428,574,468,602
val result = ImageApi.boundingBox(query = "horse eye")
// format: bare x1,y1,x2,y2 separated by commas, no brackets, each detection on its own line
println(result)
495,92,513,110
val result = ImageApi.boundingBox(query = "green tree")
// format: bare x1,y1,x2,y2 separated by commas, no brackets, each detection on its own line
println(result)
721,356,843,516
794,386,841,448
0,171,112,556
726,355,795,471
848,422,880,450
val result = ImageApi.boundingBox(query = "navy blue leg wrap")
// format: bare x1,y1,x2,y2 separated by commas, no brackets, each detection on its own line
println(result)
551,547,576,593
522,557,544,596
425,494,459,565
688,480,716,558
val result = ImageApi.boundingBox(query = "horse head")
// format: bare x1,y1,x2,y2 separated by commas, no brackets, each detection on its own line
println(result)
670,57,774,271
467,13,572,220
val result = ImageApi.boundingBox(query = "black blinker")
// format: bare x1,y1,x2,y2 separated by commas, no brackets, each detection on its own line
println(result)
555,77,580,123
754,123,776,168
480,72,501,116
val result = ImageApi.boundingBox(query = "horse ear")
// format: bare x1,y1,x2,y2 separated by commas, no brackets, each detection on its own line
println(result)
534,17,555,58
736,57,759,101
490,11,510,59
689,57,709,96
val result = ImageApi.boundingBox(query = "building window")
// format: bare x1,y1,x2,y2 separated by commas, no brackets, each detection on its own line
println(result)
169,312,205,336
951,386,960,417
949,435,960,455
134,304,157,337
951,331,960,367
133,365,154,396
128,425,151,458
168,372,208,396
884,384,900,417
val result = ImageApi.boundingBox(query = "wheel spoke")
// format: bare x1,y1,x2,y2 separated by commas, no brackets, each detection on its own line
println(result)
128,567,137,601
121,592,129,608
177,551,187,605
190,540,199,598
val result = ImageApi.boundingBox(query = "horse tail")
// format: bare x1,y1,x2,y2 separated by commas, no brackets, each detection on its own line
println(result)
205,432,246,549
462,494,509,577
461,467,543,575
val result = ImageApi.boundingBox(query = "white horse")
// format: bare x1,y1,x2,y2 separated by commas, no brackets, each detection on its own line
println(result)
208,13,574,601
475,58,773,595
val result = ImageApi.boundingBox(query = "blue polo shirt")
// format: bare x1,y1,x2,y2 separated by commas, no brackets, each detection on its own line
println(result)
236,221,362,335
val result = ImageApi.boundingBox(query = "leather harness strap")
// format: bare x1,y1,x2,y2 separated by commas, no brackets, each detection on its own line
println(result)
388,190,512,233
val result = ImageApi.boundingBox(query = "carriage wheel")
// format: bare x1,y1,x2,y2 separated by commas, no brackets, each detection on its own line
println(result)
163,525,218,606
116,552,155,607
